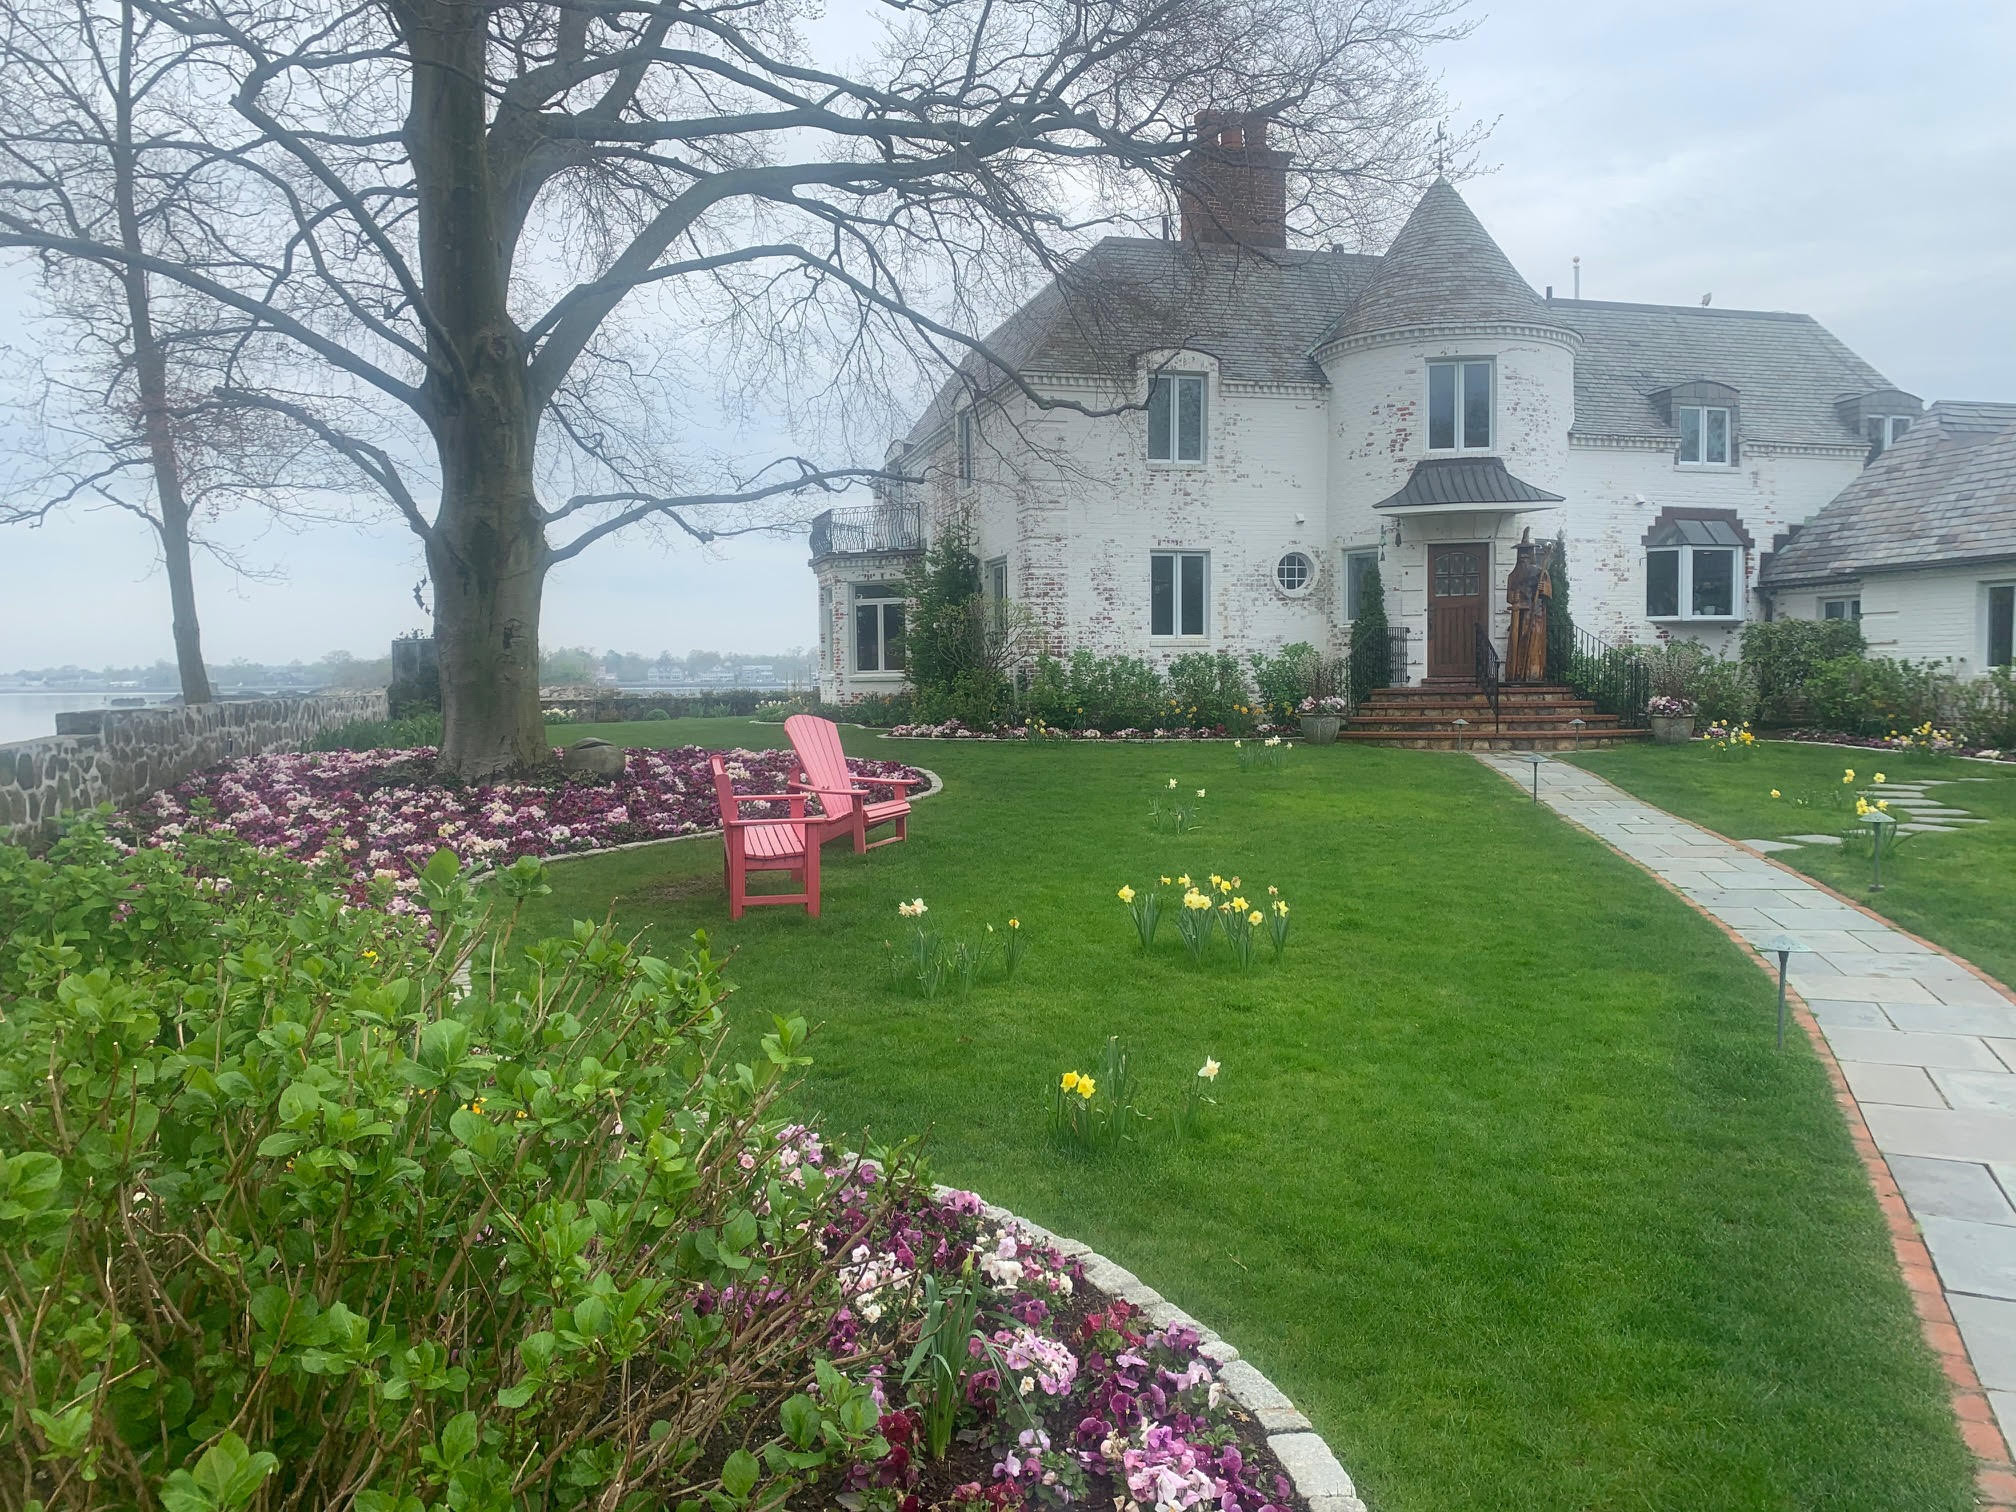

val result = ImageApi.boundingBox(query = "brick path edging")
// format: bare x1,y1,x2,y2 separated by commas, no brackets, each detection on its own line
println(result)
946,1188,1367,1512
1479,756,2016,1510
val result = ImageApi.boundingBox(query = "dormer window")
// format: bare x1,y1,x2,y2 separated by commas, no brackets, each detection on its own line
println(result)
1148,373,1206,463
1865,414,1912,462
1428,360,1491,450
1677,406,1731,466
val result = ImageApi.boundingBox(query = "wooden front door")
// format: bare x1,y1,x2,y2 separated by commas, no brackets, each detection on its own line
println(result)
1427,544,1488,680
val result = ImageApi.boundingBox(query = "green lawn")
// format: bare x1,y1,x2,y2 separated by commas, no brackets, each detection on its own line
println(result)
1564,739,2016,988
520,718,1972,1512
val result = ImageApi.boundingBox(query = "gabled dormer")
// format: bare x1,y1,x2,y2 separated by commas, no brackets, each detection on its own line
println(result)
1649,380,1740,466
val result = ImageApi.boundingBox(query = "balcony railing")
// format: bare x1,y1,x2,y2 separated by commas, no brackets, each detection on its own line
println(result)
809,503,923,559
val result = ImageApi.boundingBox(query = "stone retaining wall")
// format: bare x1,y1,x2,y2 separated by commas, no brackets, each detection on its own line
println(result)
0,692,387,850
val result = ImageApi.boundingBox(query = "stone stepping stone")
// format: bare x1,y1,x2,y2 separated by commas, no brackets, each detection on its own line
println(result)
1786,833,1847,845
1742,838,1803,853
1901,823,1961,834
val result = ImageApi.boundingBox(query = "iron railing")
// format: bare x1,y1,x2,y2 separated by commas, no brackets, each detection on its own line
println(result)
809,503,923,559
1474,623,1501,727
1388,626,1410,687
1555,623,1651,728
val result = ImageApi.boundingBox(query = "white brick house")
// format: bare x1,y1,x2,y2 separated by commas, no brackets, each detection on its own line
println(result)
810,123,1917,703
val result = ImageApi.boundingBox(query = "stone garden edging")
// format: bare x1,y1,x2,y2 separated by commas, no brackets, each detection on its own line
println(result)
949,1188,1368,1512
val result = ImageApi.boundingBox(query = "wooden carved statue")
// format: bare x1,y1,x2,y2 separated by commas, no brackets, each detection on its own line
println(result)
1504,528,1554,683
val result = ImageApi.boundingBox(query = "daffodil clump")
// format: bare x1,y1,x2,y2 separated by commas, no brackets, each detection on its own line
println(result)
1048,1037,1143,1152
1888,721,1963,754
1127,873,1292,968
1147,779,1206,834
1173,1057,1222,1140
1233,734,1292,774
1702,720,1758,751
887,898,1026,1000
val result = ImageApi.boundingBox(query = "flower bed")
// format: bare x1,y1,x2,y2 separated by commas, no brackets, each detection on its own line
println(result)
1767,729,2009,762
799,1129,1315,1511
888,720,1292,742
113,744,924,907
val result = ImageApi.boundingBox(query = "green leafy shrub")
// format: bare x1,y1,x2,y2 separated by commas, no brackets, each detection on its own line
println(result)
1803,655,1955,736
1741,619,1866,725
1166,651,1256,730
1346,564,1392,706
1544,532,1575,684
1247,642,1317,724
1643,640,1757,725
1953,667,2016,750
310,710,446,751
0,826,900,1511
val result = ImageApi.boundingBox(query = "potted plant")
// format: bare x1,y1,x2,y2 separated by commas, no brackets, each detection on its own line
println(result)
1647,694,1697,744
1298,693,1349,745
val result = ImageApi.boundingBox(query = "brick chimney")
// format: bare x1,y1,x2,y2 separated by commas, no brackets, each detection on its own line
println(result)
1177,111,1290,249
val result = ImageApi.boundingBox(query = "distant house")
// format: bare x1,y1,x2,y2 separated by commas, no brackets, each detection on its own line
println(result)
1762,403,2016,673
808,116,1924,706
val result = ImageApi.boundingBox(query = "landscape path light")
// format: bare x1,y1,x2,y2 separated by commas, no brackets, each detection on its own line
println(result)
1860,809,1899,892
1452,716,1469,754
1569,716,1586,753
1761,932,1812,1050
1520,752,1547,803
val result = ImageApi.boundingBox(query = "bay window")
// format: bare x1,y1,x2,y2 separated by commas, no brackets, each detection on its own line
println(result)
854,584,906,673
1645,516,1748,621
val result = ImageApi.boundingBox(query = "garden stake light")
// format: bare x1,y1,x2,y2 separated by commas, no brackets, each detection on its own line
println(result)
1762,932,1812,1049
1452,716,1469,753
1569,716,1585,753
1861,810,1899,892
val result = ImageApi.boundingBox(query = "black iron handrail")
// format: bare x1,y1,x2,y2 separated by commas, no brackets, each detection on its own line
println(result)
1557,623,1651,728
1474,623,1501,729
809,503,923,559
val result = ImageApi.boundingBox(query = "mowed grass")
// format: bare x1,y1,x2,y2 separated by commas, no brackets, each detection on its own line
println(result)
521,717,1971,1512
1565,739,2016,989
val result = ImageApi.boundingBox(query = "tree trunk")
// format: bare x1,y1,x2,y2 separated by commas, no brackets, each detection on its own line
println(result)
114,0,212,706
405,1,551,777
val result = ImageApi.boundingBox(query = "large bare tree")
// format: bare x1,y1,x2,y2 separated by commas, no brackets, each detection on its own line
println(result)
0,0,1470,776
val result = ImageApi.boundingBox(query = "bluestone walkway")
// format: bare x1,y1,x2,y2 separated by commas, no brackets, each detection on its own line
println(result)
1479,751,2016,1500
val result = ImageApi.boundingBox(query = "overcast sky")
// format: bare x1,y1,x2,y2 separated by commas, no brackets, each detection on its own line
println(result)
3,0,2011,670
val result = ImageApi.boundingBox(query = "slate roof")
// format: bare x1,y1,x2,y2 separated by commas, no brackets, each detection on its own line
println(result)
904,240,1378,447
1315,178,1570,348
1547,300,1897,448
1373,457,1563,512
901,180,1902,457
1760,403,2016,587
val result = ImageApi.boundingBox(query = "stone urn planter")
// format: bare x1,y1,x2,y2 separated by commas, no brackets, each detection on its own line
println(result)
1299,714,1343,746
560,737,627,779
1649,714,1696,745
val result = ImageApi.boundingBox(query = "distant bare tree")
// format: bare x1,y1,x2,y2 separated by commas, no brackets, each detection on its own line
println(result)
0,0,307,704
0,0,1472,776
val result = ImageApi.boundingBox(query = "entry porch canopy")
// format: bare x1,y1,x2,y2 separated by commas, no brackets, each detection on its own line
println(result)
1374,456,1564,515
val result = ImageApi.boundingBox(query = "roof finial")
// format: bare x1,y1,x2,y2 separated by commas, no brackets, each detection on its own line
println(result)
1435,122,1446,178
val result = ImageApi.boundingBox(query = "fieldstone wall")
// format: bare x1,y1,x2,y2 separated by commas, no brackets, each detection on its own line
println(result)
0,692,387,850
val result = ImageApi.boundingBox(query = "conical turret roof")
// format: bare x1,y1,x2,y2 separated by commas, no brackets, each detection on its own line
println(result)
1318,179,1573,348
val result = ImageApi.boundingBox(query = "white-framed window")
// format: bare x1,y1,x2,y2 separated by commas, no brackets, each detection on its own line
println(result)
986,556,1007,604
1647,546,1738,619
1343,549,1380,619
1147,373,1206,463
1865,414,1912,461
1822,597,1862,622
1275,551,1314,594
1427,359,1492,451
1677,405,1732,466
1150,551,1207,637
1991,584,2014,668
853,584,906,673
957,410,976,483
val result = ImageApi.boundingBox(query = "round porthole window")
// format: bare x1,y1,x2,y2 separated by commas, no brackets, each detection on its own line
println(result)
1275,551,1314,593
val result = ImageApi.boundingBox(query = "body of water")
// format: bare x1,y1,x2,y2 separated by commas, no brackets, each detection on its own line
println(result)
0,691,173,745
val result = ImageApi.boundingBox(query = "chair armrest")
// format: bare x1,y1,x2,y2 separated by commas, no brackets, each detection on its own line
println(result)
724,813,811,830
851,773,924,791
726,790,807,815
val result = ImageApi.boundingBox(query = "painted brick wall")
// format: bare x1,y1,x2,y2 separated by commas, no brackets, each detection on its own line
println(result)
1776,565,2016,674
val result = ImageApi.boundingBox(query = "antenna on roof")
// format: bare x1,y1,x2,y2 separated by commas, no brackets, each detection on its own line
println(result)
1572,255,1581,299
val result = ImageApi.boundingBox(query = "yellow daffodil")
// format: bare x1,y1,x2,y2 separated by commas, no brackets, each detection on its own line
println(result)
1877,799,1890,811
1267,884,1279,895
1209,874,1222,887
1061,1071,1080,1091
1196,788,1207,798
1076,1076,1096,1099
1843,768,1856,782
1770,789,1781,798
1160,875,1172,886
1248,909,1263,926
1231,876,1241,887
1118,884,1136,903
1183,890,1210,911
1854,797,1870,815
1199,1058,1221,1080
1008,918,1020,929
1231,896,1247,910
1177,874,1191,888
1273,900,1289,916
1874,772,1886,783
1218,879,1232,894
1168,777,1178,788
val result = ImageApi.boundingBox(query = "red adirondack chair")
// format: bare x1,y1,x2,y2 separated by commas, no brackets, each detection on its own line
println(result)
710,754,820,919
785,713,924,853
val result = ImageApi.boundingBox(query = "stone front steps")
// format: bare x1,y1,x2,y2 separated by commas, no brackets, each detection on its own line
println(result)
1342,681,1647,751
